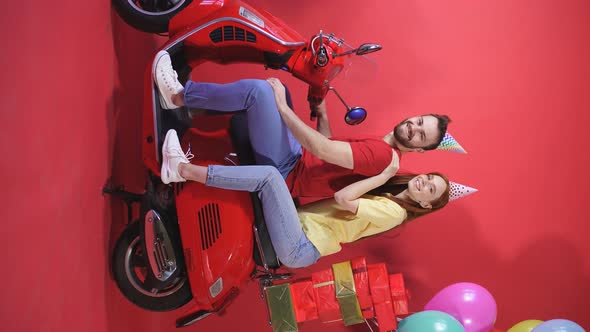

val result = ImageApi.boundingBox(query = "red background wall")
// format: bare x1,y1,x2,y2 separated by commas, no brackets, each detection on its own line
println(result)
2,0,589,331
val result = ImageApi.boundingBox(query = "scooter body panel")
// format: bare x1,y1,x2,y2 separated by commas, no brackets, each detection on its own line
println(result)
170,0,305,45
175,181,254,307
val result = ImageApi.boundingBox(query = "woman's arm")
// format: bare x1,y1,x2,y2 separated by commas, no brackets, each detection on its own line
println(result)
333,151,399,213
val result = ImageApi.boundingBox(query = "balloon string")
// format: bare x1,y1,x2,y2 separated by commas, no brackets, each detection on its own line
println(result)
364,318,375,332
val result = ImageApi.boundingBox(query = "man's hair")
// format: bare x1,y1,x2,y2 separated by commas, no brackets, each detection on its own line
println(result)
423,114,451,151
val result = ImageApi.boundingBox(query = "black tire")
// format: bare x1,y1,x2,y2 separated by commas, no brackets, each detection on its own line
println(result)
112,222,192,311
112,0,193,33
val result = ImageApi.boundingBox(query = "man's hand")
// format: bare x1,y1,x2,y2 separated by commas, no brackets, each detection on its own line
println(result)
266,78,288,110
382,150,400,178
266,77,353,168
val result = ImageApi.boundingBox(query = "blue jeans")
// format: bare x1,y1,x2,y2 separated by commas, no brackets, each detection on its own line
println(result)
184,79,301,179
206,165,321,268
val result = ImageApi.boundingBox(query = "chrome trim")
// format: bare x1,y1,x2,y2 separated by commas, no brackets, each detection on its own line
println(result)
124,236,186,297
253,225,269,272
126,0,186,16
179,312,212,327
209,277,223,298
151,18,305,162
167,17,305,50
144,210,177,281
224,153,238,166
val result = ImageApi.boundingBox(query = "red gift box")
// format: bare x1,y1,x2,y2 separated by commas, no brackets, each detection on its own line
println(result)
368,264,397,331
374,303,397,332
389,273,410,316
289,280,319,323
311,269,341,323
351,257,374,319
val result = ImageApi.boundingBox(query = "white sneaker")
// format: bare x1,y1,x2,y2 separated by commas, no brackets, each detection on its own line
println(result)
154,50,184,110
161,129,194,184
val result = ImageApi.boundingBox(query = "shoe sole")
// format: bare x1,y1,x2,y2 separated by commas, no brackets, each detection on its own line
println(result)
160,129,177,184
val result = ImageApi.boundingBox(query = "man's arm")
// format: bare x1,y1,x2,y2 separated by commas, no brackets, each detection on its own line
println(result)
313,100,332,138
267,78,353,169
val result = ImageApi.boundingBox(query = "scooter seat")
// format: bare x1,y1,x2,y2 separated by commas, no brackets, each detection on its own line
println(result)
229,113,281,269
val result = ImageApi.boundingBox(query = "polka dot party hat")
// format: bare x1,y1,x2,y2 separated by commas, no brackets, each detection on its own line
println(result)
437,132,467,154
449,182,478,201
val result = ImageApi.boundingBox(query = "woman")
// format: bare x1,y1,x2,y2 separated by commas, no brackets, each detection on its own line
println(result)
160,129,450,268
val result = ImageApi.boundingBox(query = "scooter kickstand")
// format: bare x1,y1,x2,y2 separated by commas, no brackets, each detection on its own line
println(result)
102,184,144,224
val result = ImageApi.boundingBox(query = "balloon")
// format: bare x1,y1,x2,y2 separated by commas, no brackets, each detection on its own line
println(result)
398,310,466,332
531,319,585,332
490,330,505,332
508,320,544,332
424,282,497,332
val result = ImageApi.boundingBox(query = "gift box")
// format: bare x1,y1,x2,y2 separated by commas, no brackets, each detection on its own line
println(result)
368,264,397,332
389,273,410,316
265,284,298,332
311,268,341,323
373,303,397,332
332,261,364,326
289,280,319,323
351,257,374,319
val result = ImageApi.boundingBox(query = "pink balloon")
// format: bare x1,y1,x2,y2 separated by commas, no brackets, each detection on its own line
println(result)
424,282,497,332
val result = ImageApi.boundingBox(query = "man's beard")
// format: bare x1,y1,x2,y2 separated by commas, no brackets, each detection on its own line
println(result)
393,121,413,149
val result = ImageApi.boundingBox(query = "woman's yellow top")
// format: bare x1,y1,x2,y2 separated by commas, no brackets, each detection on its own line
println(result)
297,195,407,256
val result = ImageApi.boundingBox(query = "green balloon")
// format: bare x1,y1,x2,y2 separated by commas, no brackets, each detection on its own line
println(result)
507,320,544,332
398,310,465,332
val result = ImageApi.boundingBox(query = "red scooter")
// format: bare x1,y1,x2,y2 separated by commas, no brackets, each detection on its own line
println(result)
107,0,381,328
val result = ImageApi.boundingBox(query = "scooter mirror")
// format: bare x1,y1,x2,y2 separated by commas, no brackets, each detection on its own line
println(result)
345,107,367,126
355,43,382,55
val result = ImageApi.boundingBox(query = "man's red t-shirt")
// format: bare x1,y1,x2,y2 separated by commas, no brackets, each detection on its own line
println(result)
285,136,398,202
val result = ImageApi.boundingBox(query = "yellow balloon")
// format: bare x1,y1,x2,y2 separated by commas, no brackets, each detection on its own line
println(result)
507,320,544,332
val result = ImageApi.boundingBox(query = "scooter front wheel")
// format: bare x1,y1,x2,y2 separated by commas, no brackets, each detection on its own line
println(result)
112,0,193,33
112,222,192,311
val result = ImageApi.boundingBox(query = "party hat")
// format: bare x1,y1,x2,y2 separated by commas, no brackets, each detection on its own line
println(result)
437,133,467,153
449,182,478,201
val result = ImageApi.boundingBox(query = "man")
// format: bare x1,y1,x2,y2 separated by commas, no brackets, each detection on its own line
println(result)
154,50,450,202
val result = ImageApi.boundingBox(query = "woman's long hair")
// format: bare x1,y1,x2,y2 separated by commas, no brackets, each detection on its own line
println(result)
369,172,451,222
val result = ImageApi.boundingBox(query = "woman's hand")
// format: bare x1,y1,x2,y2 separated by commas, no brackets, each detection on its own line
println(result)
266,78,288,110
334,150,399,214
381,150,400,178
